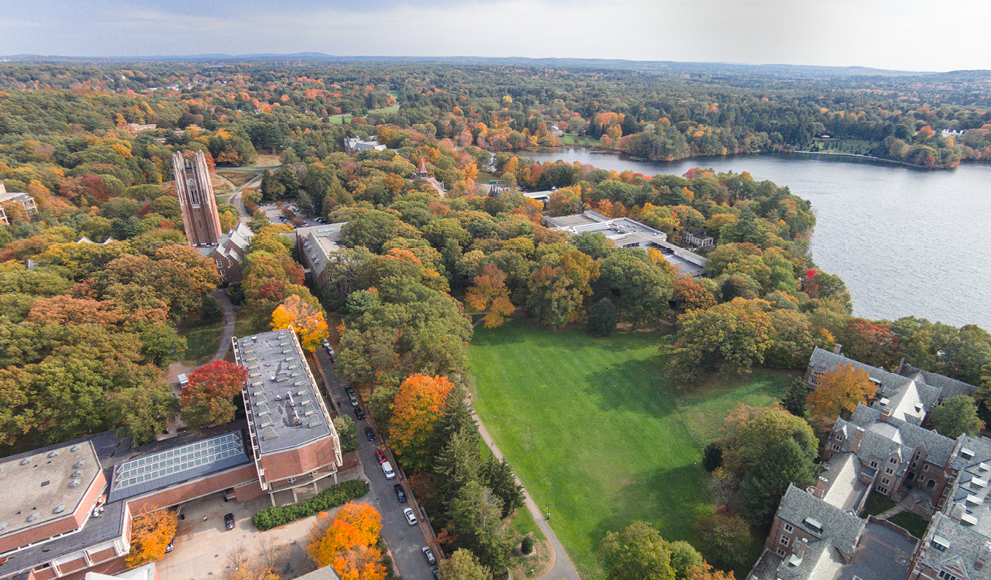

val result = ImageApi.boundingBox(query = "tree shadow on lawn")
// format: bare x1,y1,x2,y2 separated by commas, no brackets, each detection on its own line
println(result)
582,355,675,419
588,463,710,551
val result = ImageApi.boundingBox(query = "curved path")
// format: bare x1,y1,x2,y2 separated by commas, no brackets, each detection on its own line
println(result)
210,289,237,361
470,405,581,580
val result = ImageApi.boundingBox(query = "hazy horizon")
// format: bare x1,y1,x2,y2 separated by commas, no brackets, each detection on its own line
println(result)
2,0,990,73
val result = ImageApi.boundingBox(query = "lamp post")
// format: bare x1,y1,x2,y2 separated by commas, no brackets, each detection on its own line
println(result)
545,504,550,521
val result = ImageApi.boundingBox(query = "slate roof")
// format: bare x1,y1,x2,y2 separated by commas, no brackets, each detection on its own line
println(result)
835,405,957,470
901,364,978,400
945,435,991,538
775,484,866,556
821,453,870,512
915,513,991,580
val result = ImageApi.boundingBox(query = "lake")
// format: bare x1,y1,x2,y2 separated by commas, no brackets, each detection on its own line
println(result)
523,149,991,332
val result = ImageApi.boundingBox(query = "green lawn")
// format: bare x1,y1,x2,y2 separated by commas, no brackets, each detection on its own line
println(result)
179,319,224,364
888,512,930,539
469,319,793,578
861,492,896,517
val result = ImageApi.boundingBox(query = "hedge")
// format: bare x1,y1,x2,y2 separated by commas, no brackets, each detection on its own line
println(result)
251,479,369,530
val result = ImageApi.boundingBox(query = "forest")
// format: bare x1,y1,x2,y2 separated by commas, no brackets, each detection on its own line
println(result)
2,58,991,579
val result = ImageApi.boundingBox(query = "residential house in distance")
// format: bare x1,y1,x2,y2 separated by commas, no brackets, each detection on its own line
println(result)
411,157,446,196
343,137,386,155
123,123,157,135
544,210,709,278
0,181,39,225
0,328,342,580
172,151,254,284
682,228,715,249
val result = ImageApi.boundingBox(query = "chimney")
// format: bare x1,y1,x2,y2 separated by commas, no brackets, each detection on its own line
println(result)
949,503,966,522
811,476,829,499
976,542,991,570
880,408,892,422
850,428,865,454
833,343,843,355
796,538,808,559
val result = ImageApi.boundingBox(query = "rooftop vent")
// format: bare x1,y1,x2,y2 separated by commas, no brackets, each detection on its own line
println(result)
0,522,6,532
70,445,80,452
47,451,58,458
962,514,979,527
68,479,80,488
980,462,990,472
52,505,65,515
879,398,890,406
71,470,82,478
972,477,988,489
26,513,38,523
40,480,50,487
20,458,30,466
73,460,85,469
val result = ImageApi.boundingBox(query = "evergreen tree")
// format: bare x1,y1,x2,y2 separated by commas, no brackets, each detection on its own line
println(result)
587,297,618,337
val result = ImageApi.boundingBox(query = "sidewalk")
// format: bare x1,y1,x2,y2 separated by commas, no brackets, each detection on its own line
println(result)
470,404,581,580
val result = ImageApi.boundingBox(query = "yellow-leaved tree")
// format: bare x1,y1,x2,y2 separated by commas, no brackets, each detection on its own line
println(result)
306,502,386,580
126,510,179,567
806,363,877,419
271,294,329,351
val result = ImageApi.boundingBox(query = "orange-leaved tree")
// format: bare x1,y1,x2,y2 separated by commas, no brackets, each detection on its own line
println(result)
179,360,248,429
307,502,386,580
271,294,329,351
389,374,455,472
689,561,736,580
806,363,877,419
465,264,515,329
126,509,179,567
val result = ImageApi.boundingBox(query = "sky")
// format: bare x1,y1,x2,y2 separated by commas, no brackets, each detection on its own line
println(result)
2,0,990,72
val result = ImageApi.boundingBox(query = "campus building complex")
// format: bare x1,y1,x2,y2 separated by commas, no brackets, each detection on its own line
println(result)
0,329,341,580
748,348,991,580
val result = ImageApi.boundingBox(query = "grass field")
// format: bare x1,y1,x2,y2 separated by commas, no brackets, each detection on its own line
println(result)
179,319,223,364
469,319,794,578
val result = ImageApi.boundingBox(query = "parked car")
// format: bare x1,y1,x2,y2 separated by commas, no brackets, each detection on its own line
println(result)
421,547,436,565
365,427,376,441
354,406,365,420
344,384,354,396
431,569,441,580
165,536,175,553
349,394,359,407
224,513,235,530
403,507,417,525
394,483,407,503
375,449,387,464
381,461,395,480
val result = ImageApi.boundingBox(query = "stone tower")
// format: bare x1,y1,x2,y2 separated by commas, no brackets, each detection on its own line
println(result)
172,150,223,246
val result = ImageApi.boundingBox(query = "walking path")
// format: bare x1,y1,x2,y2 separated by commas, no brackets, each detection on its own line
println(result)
470,404,580,580
211,288,237,361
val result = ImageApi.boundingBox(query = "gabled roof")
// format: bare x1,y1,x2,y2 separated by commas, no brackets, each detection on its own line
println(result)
901,363,979,401
915,513,991,580
774,484,866,556
836,405,957,468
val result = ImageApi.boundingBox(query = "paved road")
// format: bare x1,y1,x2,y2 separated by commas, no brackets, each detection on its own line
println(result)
211,289,237,361
472,404,582,580
313,349,437,580
215,172,262,223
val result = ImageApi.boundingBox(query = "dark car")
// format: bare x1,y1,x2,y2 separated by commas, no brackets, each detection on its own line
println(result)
365,426,376,441
224,513,235,530
344,384,354,396
421,546,436,566
432,569,441,580
354,406,365,420
394,483,407,503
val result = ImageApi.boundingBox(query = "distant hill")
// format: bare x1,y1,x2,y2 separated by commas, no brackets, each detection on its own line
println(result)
2,53,985,80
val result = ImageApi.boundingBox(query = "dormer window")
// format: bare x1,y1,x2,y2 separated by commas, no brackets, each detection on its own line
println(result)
961,448,975,460
931,535,951,552
803,517,823,535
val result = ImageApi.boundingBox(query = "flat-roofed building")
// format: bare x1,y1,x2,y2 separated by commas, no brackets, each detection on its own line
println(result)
235,328,342,505
544,210,709,277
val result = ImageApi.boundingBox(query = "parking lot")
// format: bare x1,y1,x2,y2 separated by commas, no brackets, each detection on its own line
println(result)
259,202,325,228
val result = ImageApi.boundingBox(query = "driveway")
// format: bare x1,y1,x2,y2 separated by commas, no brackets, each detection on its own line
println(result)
313,349,437,580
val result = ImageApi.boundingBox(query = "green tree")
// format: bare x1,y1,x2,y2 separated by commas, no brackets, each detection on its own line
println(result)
693,514,752,570
587,297,618,337
598,521,675,580
526,250,599,329
594,250,672,328
448,481,514,572
739,438,817,526
439,549,493,580
480,457,524,518
929,395,985,439
334,415,359,453
781,378,809,418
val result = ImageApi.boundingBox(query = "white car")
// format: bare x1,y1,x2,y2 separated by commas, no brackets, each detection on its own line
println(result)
382,461,396,480
403,507,417,526
349,394,359,407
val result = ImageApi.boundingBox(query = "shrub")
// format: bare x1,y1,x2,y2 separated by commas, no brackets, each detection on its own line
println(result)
702,442,722,472
252,479,369,530
520,535,534,555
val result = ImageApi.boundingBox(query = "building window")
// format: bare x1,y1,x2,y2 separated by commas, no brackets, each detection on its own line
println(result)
911,462,917,469
776,548,786,557
877,486,888,494
780,534,790,546
889,457,898,464
923,465,930,472
882,478,890,485
938,570,960,580
885,468,894,475
832,444,841,451
784,523,793,533
870,461,878,468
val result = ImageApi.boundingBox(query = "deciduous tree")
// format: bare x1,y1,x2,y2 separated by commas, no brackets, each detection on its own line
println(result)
179,360,249,428
306,502,386,580
127,510,179,567
271,294,329,351
805,363,876,419
390,374,455,472
465,264,515,328
440,548,494,580
930,395,985,439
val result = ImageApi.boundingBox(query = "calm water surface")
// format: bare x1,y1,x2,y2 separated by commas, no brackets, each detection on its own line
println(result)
524,149,991,331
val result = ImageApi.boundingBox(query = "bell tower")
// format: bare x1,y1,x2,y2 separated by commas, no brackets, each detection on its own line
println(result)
172,150,223,246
